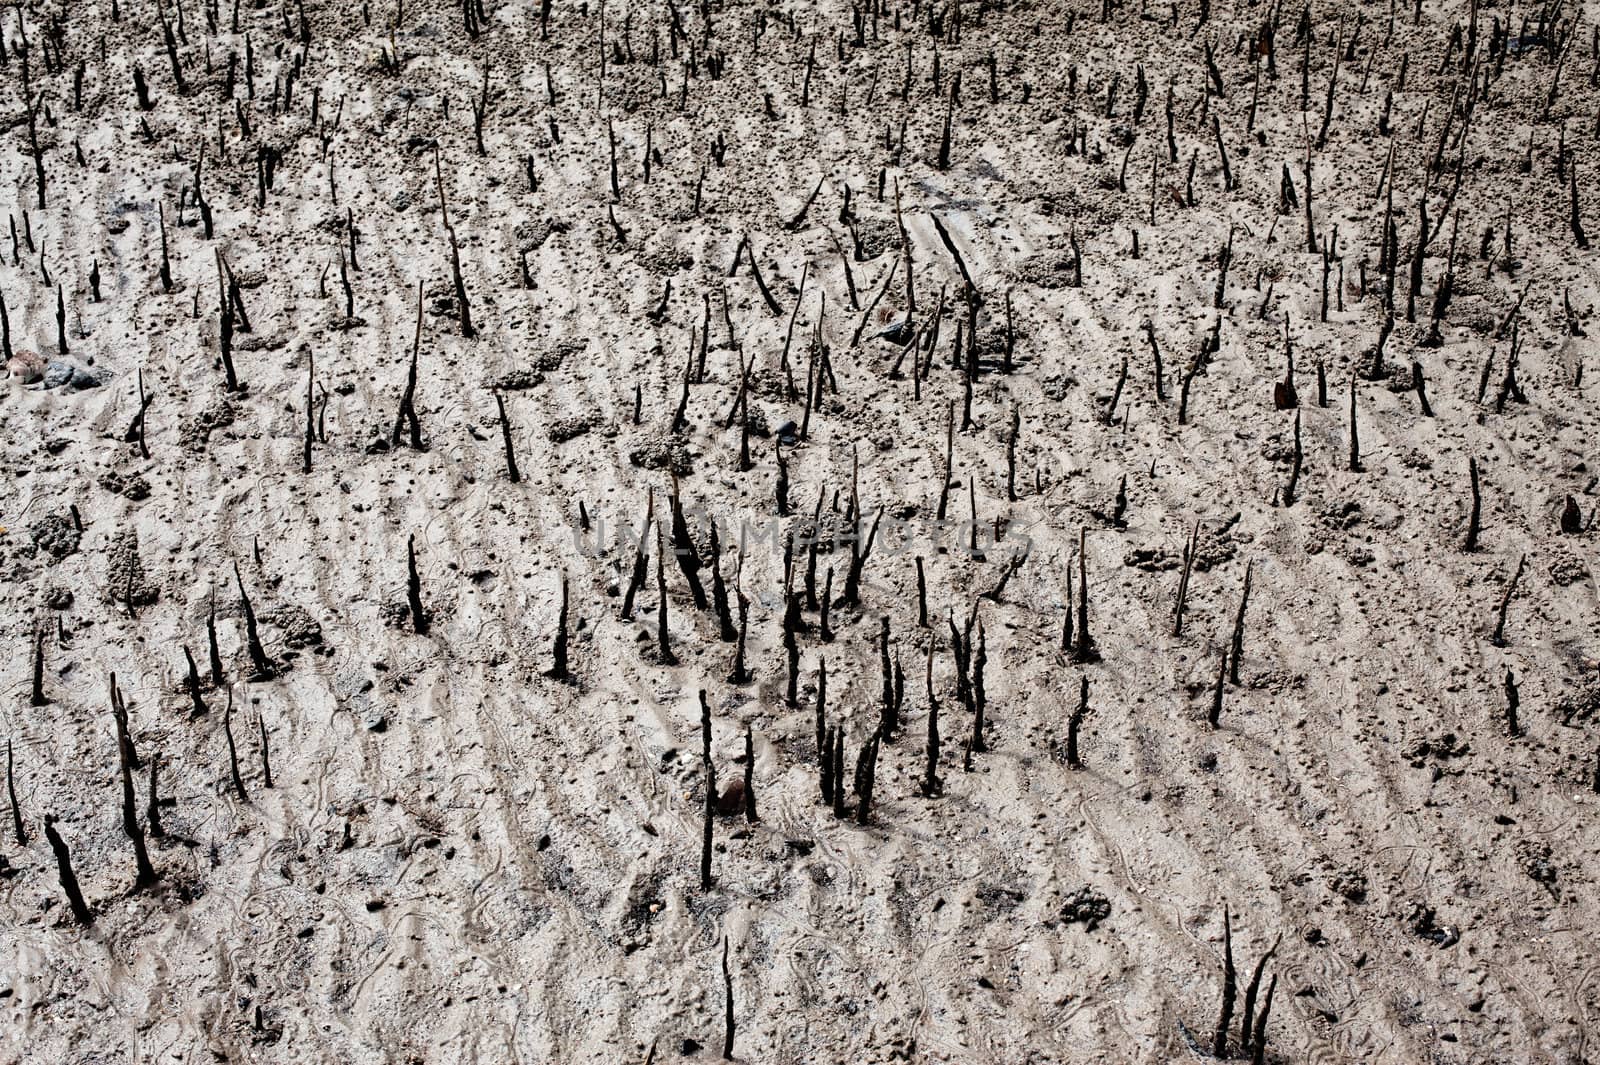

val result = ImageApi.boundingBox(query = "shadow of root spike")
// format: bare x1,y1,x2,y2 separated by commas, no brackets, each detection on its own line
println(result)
43,816,94,925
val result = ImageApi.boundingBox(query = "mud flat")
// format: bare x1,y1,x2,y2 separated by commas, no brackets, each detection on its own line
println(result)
3,0,1599,1062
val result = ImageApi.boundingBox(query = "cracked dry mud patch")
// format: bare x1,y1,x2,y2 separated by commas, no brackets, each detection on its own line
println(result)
2,1,1600,1064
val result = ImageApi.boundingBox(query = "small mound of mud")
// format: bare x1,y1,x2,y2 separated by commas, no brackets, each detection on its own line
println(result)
1329,867,1368,902
30,514,81,560
851,216,899,260
491,369,544,391
785,510,851,555
1124,523,1237,573
514,217,570,252
1516,840,1558,888
1555,673,1600,725
1402,732,1470,767
1016,251,1080,290
1547,547,1589,587
107,528,159,606
628,431,693,475
1404,902,1458,946
180,399,236,452
260,602,324,650
533,338,585,372
1058,887,1112,930
379,599,412,629
638,229,696,275
548,415,598,443
99,470,151,501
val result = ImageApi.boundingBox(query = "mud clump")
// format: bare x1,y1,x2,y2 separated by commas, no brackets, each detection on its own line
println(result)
1058,887,1112,931
1246,669,1307,693
785,511,850,554
1402,732,1470,771
852,216,898,260
628,431,694,475
379,599,415,630
532,339,585,373
1330,868,1368,902
548,415,598,443
1124,545,1181,572
1040,372,1079,402
30,514,81,560
1124,523,1237,573
106,528,159,606
98,470,151,501
1516,840,1559,892
260,602,325,651
1404,902,1459,946
638,231,695,275
180,400,236,452
1556,673,1600,725
1319,500,1363,531
1017,252,1081,290
514,217,569,253
1547,548,1589,587
491,369,543,391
